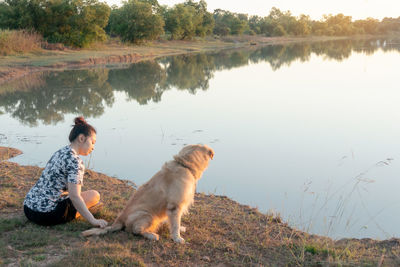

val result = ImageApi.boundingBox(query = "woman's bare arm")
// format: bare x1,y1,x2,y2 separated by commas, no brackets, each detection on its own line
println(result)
68,183,107,228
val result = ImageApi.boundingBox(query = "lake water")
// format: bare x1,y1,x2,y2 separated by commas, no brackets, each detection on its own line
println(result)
1,38,400,239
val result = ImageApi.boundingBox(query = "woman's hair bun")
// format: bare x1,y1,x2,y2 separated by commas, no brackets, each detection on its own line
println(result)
69,116,96,142
74,116,86,125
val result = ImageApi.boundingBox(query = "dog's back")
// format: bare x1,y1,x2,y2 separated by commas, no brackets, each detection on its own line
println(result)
116,161,195,224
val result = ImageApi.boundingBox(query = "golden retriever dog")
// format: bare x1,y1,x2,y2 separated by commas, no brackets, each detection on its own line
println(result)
82,144,214,244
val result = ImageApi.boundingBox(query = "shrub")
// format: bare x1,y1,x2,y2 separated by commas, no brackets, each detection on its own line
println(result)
0,0,110,48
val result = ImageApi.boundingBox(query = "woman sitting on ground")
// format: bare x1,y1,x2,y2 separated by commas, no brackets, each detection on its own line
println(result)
23,116,107,228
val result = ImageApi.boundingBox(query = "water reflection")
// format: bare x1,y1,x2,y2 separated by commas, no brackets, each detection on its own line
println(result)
0,69,113,126
162,53,215,93
108,61,166,105
0,38,399,126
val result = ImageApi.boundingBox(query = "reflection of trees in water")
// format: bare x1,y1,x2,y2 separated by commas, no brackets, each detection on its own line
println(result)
212,50,250,71
108,54,216,105
251,38,399,69
0,69,113,126
108,61,166,105
0,38,398,125
248,44,312,71
311,40,353,61
311,38,400,60
162,54,215,93
0,72,46,95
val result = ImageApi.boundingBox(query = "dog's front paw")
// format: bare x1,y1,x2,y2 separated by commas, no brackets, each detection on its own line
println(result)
143,232,159,241
173,236,185,244
180,226,187,233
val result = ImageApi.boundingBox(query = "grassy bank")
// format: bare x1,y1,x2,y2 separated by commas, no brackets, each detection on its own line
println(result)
0,34,365,86
1,147,400,266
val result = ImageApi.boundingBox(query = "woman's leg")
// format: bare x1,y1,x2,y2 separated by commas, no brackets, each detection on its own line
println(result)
76,190,101,218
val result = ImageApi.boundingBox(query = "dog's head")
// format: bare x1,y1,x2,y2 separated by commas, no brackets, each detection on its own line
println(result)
178,144,214,161
173,144,214,179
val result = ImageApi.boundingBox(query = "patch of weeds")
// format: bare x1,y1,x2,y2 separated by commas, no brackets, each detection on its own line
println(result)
53,242,146,267
302,243,340,266
32,255,46,262
0,217,27,233
157,222,170,239
93,207,115,222
304,244,318,255
133,240,150,255
24,247,46,255
336,246,351,259
112,195,122,201
0,239,13,258
19,258,34,266
9,226,56,250
0,187,24,208
52,219,90,235
304,244,333,256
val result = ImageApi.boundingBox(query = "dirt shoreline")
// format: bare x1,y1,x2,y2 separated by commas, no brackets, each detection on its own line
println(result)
0,147,22,161
0,35,357,86
1,146,400,266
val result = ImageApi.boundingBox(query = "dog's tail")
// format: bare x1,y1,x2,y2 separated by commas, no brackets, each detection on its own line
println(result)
81,222,123,237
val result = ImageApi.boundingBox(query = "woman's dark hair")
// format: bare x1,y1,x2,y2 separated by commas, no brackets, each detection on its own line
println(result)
69,116,96,142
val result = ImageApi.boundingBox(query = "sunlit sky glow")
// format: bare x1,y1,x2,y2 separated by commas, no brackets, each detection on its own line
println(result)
104,0,399,20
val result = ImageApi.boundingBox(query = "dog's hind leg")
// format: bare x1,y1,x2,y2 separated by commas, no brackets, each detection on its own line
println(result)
126,211,159,241
167,204,185,244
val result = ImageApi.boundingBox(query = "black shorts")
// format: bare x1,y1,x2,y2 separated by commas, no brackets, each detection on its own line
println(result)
24,198,77,226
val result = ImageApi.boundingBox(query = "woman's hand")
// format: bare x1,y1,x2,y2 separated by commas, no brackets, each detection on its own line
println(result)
91,218,108,228
68,183,108,228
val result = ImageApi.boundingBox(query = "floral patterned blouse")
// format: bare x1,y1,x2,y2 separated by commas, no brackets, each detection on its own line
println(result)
23,145,84,212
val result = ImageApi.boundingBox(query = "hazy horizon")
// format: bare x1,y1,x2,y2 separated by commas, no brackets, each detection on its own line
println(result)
104,0,399,21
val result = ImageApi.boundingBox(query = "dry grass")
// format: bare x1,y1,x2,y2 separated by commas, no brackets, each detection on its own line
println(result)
0,30,44,56
1,146,400,266
0,147,21,161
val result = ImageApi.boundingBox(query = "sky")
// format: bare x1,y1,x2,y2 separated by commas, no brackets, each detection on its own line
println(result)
104,0,399,20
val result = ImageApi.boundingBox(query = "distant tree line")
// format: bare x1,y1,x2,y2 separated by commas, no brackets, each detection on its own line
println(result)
0,0,399,47
216,7,400,37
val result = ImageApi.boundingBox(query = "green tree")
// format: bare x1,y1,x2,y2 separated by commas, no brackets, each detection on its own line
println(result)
292,14,311,35
311,20,327,35
164,4,196,39
0,0,40,29
109,0,164,43
183,0,214,37
213,9,247,36
163,0,214,40
379,17,400,33
42,0,110,46
354,17,380,34
248,16,262,34
323,13,355,35
267,7,298,36
0,0,111,47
